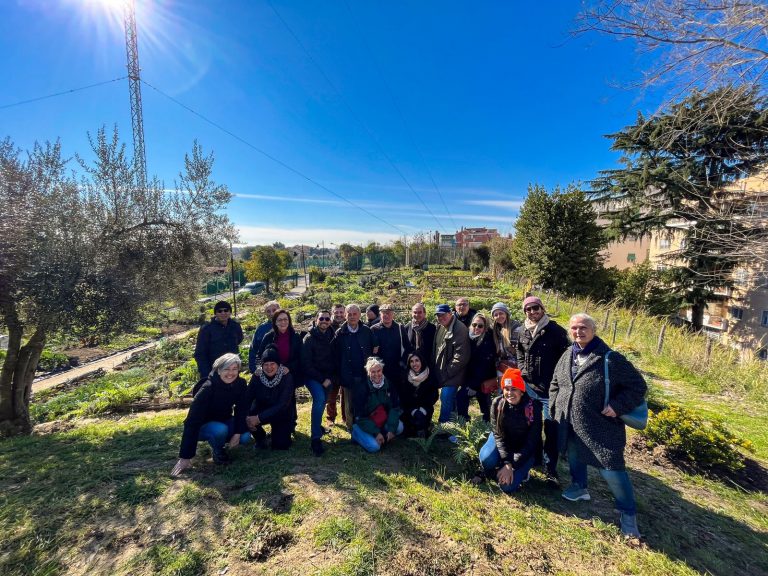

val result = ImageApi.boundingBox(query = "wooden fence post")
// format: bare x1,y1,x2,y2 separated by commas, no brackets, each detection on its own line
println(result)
554,292,560,315
602,309,610,331
656,323,667,355
705,338,713,365
569,299,576,316
611,319,618,345
626,316,635,338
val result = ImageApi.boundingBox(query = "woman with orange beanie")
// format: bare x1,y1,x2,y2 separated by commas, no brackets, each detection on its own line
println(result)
473,368,542,493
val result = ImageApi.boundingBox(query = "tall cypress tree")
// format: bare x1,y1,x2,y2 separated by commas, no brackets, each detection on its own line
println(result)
512,184,606,295
592,86,768,330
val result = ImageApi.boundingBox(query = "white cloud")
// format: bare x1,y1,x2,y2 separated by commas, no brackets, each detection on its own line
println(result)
462,199,525,210
235,226,404,246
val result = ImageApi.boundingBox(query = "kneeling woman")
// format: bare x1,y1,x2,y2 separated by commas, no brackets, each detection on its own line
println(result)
400,351,438,437
246,346,295,450
476,368,541,493
172,353,250,476
351,357,403,453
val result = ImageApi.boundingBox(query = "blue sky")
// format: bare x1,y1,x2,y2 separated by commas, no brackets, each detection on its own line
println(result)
1,0,663,246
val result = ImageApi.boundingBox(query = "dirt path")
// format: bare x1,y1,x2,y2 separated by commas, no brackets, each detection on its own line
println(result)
32,328,197,394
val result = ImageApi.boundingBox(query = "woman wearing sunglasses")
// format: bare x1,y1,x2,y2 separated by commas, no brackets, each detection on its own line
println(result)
457,312,497,422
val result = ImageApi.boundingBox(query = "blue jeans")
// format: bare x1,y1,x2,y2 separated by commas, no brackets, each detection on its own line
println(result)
456,387,491,422
351,421,404,453
567,441,637,514
438,386,458,423
479,433,534,493
306,379,330,440
198,419,252,454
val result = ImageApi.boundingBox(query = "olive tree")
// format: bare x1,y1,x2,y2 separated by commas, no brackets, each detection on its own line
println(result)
0,128,233,436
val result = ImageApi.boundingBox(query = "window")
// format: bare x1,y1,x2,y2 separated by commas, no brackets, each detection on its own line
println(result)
762,311,768,327
659,238,671,249
759,348,768,362
730,307,743,320
627,253,636,263
734,268,749,286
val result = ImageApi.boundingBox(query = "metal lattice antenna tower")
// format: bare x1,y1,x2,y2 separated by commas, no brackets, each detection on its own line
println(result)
123,0,147,190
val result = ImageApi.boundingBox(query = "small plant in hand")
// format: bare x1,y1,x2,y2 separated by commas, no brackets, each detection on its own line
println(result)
643,404,755,473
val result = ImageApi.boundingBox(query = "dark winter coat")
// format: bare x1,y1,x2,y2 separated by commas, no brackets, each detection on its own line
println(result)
371,321,411,381
399,368,439,416
354,377,402,436
454,308,478,330
194,318,244,378
248,320,273,373
302,325,336,383
259,329,304,385
465,334,497,391
490,393,542,468
404,321,437,368
433,316,470,388
517,320,569,397
549,337,647,470
178,373,249,459
247,371,295,425
334,322,377,390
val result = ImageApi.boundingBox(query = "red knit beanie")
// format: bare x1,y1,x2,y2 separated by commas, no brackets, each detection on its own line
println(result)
501,368,526,392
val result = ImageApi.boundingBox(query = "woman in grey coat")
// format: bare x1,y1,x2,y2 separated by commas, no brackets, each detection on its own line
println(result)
549,313,647,538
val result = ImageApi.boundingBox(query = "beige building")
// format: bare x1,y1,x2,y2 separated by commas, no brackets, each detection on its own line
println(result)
603,236,650,270
599,175,768,358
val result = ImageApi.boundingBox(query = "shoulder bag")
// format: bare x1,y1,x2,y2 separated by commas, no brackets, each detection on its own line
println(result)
604,351,648,430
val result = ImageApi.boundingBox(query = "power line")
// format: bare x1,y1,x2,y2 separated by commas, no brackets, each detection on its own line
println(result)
266,0,449,233
342,0,459,232
140,79,408,235
0,77,128,111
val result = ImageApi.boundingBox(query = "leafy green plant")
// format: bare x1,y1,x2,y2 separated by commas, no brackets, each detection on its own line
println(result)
169,359,201,398
37,350,70,372
644,404,755,472
437,417,491,473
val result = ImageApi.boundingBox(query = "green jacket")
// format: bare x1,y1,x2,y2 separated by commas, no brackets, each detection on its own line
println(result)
355,377,402,436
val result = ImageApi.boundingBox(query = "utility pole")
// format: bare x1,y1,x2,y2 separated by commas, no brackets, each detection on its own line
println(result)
123,0,148,191
300,245,308,284
229,241,237,317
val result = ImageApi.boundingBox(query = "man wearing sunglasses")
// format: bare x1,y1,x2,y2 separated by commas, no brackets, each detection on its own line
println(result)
194,300,244,379
517,296,569,485
302,310,337,456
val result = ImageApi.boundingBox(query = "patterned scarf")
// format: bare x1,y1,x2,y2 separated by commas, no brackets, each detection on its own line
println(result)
259,366,285,389
524,315,549,338
411,318,429,349
407,367,430,388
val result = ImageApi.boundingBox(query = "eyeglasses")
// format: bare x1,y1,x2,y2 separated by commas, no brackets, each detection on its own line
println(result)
471,323,485,328
524,305,541,312
215,309,230,313
318,316,331,321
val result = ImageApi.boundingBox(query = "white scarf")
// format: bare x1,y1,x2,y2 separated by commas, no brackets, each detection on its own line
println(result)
407,367,430,387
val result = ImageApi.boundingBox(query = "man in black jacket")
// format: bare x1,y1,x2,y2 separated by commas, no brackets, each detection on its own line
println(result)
404,302,436,369
371,303,411,407
334,304,378,430
194,300,244,379
517,296,569,484
453,297,477,329
303,310,337,456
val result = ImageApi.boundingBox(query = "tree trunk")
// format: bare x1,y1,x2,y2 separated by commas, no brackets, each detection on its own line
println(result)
0,323,46,437
690,300,705,332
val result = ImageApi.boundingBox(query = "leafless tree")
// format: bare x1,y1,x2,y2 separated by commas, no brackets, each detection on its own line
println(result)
576,1,768,94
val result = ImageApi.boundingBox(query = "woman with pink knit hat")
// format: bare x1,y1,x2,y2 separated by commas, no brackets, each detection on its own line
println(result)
473,367,542,493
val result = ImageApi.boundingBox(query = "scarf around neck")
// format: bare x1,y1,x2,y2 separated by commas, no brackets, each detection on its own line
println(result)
407,367,430,387
524,315,550,338
259,365,285,388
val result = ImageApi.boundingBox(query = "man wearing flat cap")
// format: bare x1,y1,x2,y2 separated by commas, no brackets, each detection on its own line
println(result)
433,303,470,425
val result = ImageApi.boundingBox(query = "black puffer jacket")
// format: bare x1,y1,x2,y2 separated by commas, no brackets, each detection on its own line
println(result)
178,373,249,459
549,337,647,470
248,371,295,424
259,329,304,385
302,326,336,383
490,393,541,468
517,320,569,397
194,318,244,378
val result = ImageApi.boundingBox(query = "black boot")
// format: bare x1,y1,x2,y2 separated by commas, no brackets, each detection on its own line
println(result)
311,439,325,457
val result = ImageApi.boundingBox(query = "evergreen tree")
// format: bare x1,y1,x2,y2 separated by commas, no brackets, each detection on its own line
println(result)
512,184,605,295
592,86,768,330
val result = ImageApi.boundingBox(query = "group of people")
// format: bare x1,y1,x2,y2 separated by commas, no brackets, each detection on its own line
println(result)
176,294,647,537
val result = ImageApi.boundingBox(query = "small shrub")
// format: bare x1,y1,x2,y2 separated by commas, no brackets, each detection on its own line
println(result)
438,417,491,474
169,359,201,398
643,404,754,472
37,350,70,372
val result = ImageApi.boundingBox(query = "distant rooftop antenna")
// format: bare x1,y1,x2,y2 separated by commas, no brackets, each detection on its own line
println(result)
123,0,148,190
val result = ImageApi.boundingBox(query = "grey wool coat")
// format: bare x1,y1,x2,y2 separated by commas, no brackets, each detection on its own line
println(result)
549,337,647,470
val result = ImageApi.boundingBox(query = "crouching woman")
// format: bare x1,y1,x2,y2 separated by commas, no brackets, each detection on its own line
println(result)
351,357,403,453
475,368,541,493
246,346,295,450
172,353,250,476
